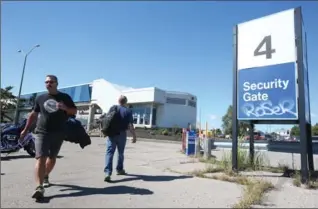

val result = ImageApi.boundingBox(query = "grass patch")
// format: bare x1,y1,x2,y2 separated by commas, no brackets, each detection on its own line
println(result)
292,171,302,187
181,137,276,208
196,136,276,173
233,179,274,209
198,147,273,173
291,171,318,189
188,165,225,177
306,180,318,189
180,158,198,164
209,174,250,185
187,166,273,208
197,139,290,175
217,148,270,171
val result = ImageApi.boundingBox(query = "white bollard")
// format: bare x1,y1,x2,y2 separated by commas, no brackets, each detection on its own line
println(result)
195,137,201,157
204,138,212,160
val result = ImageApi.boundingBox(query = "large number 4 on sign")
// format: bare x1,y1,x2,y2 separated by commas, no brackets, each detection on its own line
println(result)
254,35,276,59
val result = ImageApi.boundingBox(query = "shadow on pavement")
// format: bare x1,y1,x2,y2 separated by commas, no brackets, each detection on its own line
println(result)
0,155,64,161
1,154,34,161
1,173,4,175
110,173,193,183
39,184,153,203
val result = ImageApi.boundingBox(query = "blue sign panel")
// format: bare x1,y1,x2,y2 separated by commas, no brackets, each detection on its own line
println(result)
186,130,196,156
238,62,298,120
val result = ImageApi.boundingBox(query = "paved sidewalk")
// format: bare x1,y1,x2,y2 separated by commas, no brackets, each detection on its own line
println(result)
1,138,242,208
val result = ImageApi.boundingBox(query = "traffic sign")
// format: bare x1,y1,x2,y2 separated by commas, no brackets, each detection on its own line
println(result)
232,6,314,185
236,8,298,120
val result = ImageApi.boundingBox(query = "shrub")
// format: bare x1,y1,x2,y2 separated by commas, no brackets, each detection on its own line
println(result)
219,137,269,171
161,129,169,136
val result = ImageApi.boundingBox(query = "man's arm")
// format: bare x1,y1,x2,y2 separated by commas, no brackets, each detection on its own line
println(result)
129,123,136,139
128,111,137,141
23,97,40,132
63,94,77,115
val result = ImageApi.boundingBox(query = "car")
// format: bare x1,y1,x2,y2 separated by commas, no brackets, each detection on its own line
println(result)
245,131,265,140
265,134,273,141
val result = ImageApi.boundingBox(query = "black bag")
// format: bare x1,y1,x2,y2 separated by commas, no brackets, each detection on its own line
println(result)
100,105,121,137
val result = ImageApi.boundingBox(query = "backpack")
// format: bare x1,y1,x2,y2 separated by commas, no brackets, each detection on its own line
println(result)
100,105,121,137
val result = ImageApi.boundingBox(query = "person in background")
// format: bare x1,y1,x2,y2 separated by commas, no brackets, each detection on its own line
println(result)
104,95,137,182
20,75,77,200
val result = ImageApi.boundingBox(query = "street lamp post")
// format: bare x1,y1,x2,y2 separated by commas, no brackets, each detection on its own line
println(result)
13,44,40,125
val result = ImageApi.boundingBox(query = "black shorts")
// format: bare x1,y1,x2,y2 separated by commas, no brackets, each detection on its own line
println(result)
34,132,65,159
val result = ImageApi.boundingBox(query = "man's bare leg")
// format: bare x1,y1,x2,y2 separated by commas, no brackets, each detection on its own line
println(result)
35,157,47,186
32,157,46,199
43,157,56,187
43,135,64,188
45,157,56,176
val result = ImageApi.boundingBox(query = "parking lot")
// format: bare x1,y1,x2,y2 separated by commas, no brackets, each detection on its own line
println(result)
2,137,318,208
1,138,243,208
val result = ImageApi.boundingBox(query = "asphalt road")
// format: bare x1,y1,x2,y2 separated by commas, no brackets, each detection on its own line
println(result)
2,137,318,208
1,138,242,208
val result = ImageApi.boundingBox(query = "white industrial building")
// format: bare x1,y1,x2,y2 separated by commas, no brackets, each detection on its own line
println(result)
19,78,197,131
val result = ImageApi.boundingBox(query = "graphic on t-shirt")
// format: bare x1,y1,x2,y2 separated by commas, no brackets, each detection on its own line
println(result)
44,99,58,113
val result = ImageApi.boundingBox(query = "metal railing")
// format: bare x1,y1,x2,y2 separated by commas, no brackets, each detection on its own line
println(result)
208,138,318,154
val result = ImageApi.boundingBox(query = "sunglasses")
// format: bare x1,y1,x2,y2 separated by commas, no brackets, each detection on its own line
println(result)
45,81,56,84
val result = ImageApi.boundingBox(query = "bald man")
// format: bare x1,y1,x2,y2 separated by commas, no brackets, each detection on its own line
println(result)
104,95,137,182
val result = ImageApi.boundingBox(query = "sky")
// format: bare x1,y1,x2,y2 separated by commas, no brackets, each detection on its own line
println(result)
1,1,318,131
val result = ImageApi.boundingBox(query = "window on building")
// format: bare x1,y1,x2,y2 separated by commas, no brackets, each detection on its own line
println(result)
139,116,144,125
59,84,91,103
188,100,196,108
144,117,150,125
95,108,103,114
131,106,152,125
152,108,157,126
132,113,138,124
166,97,186,105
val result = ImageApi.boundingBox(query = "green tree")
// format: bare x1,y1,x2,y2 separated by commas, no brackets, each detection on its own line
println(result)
1,86,18,122
222,105,233,135
271,132,278,138
290,124,318,136
215,128,222,135
312,123,318,136
210,128,222,137
0,86,28,122
221,105,251,137
290,125,300,136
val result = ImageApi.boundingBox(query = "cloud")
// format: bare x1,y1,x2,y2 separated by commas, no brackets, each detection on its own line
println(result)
311,113,317,118
209,114,218,120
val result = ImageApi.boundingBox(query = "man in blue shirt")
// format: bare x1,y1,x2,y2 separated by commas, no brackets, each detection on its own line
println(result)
104,95,137,182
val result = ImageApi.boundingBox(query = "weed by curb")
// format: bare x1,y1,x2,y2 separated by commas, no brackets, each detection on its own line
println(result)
292,171,318,189
176,145,276,208
174,165,274,209
233,179,274,209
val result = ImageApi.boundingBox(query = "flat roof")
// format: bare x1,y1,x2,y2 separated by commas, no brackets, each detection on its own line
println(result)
21,78,195,97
